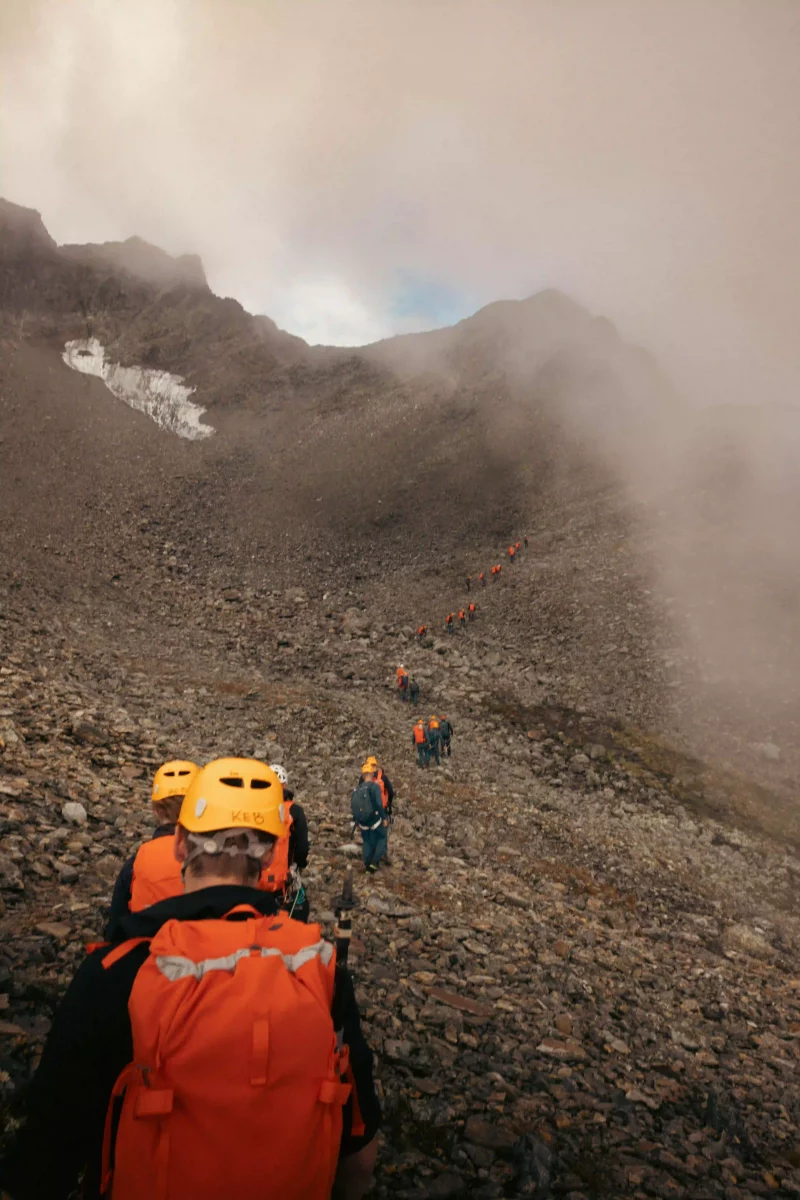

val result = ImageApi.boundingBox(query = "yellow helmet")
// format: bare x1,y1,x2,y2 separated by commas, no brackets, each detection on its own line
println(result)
152,760,199,804
364,755,378,768
179,758,287,839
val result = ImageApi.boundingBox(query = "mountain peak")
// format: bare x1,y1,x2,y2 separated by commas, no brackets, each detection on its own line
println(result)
61,234,208,289
0,198,57,257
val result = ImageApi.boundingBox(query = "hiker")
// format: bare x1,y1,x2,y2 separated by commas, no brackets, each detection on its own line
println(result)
351,763,388,874
362,756,394,866
445,612,454,634
412,719,428,768
508,544,516,563
417,624,427,641
396,664,409,701
427,715,442,766
468,602,476,622
479,571,486,587
409,677,420,705
439,715,453,758
466,575,472,591
262,763,310,922
458,608,467,628
496,563,502,579
524,534,529,548
515,540,521,552
0,758,380,1200
105,759,198,938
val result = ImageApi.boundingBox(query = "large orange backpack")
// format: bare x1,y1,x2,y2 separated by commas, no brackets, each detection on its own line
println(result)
101,908,353,1200
258,802,294,894
130,835,183,911
413,724,426,744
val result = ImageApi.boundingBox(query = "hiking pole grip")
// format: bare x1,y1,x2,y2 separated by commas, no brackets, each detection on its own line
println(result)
332,866,356,1033
333,866,355,969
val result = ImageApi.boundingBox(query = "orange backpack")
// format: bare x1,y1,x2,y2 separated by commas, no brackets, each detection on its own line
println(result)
130,835,182,912
258,802,294,894
374,770,389,809
101,909,353,1200
413,724,426,744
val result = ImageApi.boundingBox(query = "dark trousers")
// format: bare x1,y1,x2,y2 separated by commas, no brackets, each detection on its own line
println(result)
362,825,385,868
428,739,441,765
416,744,428,767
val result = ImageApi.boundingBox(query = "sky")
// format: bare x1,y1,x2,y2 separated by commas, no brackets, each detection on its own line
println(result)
1,0,799,404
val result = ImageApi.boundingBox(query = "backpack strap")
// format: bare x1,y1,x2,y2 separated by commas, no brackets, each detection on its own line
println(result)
102,937,151,970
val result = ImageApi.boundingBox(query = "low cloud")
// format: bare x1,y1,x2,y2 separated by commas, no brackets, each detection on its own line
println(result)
1,0,798,405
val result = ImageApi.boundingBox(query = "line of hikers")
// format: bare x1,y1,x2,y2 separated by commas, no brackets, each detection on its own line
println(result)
412,714,453,767
0,757,380,1200
415,533,529,644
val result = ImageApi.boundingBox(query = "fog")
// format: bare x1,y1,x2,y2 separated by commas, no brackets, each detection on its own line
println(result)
1,0,799,408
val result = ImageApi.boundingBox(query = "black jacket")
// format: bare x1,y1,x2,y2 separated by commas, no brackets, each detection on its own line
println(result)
0,887,380,1200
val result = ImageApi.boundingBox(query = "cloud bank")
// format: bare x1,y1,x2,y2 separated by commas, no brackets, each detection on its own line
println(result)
1,0,798,404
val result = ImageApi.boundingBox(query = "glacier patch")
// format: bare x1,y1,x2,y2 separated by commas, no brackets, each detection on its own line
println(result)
62,338,214,440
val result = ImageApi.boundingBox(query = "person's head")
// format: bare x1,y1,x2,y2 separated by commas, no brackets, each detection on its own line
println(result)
174,758,286,891
151,760,199,826
360,759,377,781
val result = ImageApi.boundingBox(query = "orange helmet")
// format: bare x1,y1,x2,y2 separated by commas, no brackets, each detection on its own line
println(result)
179,758,286,839
152,760,199,804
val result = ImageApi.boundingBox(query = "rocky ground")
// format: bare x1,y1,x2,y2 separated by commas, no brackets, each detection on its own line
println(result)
2,557,800,1200
2,200,800,1197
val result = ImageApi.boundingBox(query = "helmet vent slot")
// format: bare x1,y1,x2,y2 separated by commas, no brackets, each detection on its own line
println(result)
220,776,245,788
251,779,271,789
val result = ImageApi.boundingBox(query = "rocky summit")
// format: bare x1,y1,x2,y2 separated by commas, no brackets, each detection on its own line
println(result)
1,201,800,1198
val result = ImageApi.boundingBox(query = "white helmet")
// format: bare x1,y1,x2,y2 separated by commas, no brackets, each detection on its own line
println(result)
270,763,289,787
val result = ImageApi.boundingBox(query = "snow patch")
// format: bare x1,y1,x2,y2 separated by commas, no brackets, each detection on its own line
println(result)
62,338,214,440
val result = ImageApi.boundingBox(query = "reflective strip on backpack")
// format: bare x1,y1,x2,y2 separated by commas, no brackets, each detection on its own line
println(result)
155,940,334,982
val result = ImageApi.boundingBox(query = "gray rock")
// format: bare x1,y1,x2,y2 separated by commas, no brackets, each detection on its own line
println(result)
61,802,88,825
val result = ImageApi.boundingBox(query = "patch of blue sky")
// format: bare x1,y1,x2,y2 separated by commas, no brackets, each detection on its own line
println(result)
389,273,474,330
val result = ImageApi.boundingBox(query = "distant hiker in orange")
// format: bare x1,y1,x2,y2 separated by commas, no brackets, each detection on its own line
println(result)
458,608,466,628
508,545,516,563
417,625,428,641
515,541,521,552
468,602,476,622
396,664,409,701
479,572,486,587
492,564,502,581
445,612,454,634
412,718,429,768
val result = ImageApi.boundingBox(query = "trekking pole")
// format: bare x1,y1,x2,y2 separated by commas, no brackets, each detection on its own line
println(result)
333,866,356,971
331,866,357,1036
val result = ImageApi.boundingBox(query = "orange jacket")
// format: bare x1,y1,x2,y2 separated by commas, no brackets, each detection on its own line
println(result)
413,724,426,744
458,610,465,620
130,834,182,912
